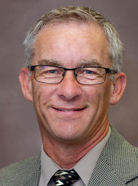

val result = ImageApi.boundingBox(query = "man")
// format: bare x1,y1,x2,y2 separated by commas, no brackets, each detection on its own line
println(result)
0,6,138,186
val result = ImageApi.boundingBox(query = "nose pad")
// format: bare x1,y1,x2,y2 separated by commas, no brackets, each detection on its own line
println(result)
74,72,78,78
62,71,65,77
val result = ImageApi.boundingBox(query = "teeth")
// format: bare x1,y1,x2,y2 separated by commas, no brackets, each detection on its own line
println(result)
56,109,76,111
55,108,80,111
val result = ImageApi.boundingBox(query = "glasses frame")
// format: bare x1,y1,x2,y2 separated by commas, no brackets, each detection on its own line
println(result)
30,65,116,85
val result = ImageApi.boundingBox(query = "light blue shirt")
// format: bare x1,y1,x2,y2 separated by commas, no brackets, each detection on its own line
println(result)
39,127,111,186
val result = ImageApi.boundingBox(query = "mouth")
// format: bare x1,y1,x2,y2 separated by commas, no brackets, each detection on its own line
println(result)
53,107,86,112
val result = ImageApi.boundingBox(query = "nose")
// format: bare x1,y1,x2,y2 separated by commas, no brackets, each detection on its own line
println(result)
57,71,82,101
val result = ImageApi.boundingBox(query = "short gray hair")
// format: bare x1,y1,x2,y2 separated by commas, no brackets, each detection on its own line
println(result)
24,6,123,73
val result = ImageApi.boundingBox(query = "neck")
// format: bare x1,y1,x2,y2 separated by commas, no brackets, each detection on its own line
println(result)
42,124,109,169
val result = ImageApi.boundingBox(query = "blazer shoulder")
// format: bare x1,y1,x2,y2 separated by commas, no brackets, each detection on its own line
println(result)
0,155,41,186
102,126,138,184
88,127,138,185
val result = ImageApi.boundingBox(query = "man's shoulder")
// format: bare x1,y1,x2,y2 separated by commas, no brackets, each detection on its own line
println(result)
108,126,138,154
100,126,138,184
0,155,41,186
105,126,138,165
88,127,138,185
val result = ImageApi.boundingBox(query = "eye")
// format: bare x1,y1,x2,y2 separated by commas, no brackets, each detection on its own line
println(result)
84,70,95,74
48,69,58,74
40,66,64,77
41,67,62,74
81,68,98,75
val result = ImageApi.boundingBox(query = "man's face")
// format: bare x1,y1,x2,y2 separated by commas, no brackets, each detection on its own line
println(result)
30,22,112,144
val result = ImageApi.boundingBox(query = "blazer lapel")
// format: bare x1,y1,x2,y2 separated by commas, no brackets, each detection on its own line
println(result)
87,126,138,186
23,167,41,186
88,157,126,185
22,154,41,186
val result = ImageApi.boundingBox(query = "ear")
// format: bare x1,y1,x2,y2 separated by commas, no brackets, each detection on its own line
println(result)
19,67,33,102
110,72,126,105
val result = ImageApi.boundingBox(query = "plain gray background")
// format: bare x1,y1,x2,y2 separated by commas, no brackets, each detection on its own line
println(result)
0,0,138,168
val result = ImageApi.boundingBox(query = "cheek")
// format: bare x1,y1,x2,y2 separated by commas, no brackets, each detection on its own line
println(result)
84,86,101,104
32,83,56,109
98,84,112,114
84,84,111,113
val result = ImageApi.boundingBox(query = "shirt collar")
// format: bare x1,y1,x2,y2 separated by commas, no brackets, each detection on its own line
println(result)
39,127,111,186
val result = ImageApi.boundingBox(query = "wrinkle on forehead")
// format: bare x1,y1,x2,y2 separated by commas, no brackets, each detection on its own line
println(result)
37,59,103,68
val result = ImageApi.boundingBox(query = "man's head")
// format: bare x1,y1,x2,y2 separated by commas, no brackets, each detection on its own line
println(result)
19,6,126,147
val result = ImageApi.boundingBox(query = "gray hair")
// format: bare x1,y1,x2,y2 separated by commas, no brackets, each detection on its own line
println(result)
24,6,123,73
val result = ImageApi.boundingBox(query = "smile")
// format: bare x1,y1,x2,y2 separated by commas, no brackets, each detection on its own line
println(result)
53,108,85,112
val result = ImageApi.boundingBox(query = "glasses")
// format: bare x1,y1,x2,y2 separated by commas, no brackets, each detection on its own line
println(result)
30,65,115,85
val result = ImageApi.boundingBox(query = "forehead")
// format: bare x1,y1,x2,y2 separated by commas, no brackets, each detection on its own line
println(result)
33,21,110,67
35,20,106,44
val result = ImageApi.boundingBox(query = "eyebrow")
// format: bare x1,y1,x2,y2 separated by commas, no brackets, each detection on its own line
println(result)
38,59,61,66
78,59,103,67
37,59,103,67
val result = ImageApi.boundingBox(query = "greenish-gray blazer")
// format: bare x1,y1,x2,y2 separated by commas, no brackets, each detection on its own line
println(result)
1,126,138,186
